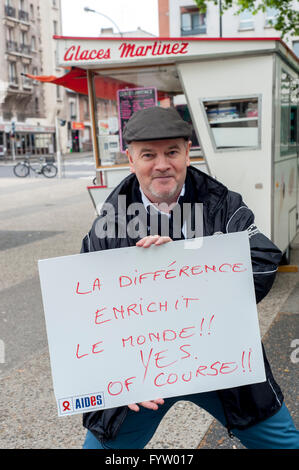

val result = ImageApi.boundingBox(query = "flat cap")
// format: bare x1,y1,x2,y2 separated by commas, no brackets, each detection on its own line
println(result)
123,106,192,143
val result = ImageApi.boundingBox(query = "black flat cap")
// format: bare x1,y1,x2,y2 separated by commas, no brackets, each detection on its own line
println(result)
123,106,192,143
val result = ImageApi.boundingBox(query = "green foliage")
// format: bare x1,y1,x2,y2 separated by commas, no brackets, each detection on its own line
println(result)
194,0,299,38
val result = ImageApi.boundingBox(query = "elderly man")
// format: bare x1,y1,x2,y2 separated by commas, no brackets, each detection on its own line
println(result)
81,106,299,449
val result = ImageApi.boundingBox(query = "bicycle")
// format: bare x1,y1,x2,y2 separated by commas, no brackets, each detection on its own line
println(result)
13,155,58,178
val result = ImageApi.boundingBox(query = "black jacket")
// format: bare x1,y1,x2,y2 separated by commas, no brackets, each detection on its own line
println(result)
81,166,283,442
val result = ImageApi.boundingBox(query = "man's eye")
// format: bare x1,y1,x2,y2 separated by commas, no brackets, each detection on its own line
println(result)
168,150,178,156
142,153,154,158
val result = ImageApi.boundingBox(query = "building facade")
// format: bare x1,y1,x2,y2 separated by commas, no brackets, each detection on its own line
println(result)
159,0,299,56
0,0,92,160
0,0,51,158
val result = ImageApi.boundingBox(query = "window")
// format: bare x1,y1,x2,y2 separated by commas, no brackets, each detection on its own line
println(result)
5,0,16,18
202,96,260,150
293,41,299,58
22,64,31,87
20,30,30,54
280,71,298,156
84,99,89,118
181,8,206,36
70,101,76,119
7,26,14,41
265,7,278,27
30,4,34,18
9,62,18,85
31,35,36,51
20,30,28,45
32,66,38,84
6,26,17,51
239,10,254,30
35,97,39,114
56,85,61,100
53,20,58,35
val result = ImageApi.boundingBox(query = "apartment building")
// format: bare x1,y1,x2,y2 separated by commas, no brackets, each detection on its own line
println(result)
159,0,299,56
0,0,51,158
0,0,88,159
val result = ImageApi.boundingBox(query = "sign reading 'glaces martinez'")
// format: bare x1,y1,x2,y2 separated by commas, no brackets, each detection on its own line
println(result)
58,39,190,65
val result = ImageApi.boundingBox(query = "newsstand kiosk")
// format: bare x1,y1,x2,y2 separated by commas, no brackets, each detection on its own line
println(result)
53,36,299,259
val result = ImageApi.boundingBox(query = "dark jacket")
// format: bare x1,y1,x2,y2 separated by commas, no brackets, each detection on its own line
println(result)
81,166,283,441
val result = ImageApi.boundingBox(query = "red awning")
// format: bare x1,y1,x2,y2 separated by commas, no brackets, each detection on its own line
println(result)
25,67,168,102
25,67,89,92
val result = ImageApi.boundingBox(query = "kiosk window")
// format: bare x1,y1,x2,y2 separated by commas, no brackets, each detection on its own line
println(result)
280,70,298,156
202,97,260,150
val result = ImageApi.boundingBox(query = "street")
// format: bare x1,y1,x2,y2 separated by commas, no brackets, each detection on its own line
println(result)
0,168,298,449
0,154,96,181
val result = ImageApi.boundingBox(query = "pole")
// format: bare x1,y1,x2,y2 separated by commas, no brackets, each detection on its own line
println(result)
219,0,222,38
11,136,16,161
87,70,101,168
55,115,62,178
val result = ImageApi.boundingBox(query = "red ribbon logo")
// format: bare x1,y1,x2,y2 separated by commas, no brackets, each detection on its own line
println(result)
62,400,71,412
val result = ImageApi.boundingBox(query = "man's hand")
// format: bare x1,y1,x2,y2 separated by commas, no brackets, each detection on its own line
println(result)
136,235,172,248
128,398,165,412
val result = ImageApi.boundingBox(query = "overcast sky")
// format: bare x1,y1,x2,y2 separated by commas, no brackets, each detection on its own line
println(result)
60,0,159,37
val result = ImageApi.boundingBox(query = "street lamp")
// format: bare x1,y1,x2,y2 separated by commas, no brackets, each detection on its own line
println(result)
84,6,123,36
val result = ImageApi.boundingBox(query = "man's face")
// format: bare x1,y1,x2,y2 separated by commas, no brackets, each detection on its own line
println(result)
126,138,191,205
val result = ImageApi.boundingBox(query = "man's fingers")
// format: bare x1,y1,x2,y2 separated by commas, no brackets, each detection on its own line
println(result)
136,235,159,248
154,236,172,245
136,236,172,248
128,399,164,412
128,403,140,412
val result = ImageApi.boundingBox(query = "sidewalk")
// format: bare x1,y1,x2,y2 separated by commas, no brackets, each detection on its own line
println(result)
62,151,93,160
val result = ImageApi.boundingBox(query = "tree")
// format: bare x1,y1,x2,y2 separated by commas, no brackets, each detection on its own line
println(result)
194,0,299,38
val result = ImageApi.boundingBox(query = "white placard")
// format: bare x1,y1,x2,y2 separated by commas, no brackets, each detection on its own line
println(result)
38,232,266,417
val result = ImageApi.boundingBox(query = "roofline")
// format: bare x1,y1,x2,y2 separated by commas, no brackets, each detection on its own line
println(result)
54,35,282,41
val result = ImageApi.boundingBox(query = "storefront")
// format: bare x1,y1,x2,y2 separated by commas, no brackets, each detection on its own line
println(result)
0,123,55,158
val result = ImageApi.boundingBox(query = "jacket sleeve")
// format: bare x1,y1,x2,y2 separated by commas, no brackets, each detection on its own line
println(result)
225,192,282,303
80,216,107,254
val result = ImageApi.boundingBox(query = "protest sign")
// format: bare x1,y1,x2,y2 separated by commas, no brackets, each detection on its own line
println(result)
38,231,266,417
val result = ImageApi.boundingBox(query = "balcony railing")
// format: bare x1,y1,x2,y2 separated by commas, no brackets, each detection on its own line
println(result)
19,44,31,55
19,9,29,22
9,76,19,87
6,40,19,53
4,5,16,18
181,25,206,36
22,76,33,89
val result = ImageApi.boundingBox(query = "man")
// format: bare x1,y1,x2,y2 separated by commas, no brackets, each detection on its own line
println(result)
81,106,299,449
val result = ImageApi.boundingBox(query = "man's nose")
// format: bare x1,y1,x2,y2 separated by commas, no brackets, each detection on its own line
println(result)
154,154,171,171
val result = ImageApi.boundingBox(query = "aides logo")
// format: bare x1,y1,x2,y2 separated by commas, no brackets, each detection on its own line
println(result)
58,393,105,416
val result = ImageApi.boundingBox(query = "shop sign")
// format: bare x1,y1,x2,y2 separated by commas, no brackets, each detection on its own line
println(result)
57,39,190,67
72,122,85,130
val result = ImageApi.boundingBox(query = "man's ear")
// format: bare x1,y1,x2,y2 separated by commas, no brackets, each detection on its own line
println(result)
186,140,192,167
126,148,136,174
